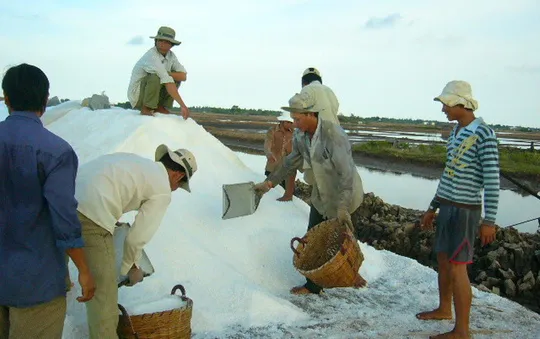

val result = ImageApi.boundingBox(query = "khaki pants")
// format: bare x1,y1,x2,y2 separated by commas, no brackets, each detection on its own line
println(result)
135,74,176,110
78,212,119,339
0,296,66,339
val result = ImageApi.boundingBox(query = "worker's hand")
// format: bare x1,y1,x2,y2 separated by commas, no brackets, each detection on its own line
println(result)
266,154,276,163
479,223,497,246
337,208,354,233
126,265,144,287
77,269,96,302
180,106,190,120
419,210,436,231
254,181,272,194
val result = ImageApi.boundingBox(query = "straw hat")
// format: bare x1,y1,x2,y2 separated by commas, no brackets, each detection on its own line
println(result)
434,80,478,111
155,144,197,192
281,93,317,114
150,26,181,46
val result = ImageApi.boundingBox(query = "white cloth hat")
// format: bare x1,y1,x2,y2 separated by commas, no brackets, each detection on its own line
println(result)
434,80,478,111
302,67,321,77
277,111,294,123
155,144,197,192
281,93,317,113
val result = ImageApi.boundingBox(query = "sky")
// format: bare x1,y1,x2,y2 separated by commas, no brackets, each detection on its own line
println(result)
2,101,539,338
1,0,539,127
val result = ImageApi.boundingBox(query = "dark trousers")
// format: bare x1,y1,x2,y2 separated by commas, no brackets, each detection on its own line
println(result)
304,205,327,293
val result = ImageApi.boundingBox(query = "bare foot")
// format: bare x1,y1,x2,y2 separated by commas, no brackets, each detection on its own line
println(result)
290,285,323,295
354,273,367,288
156,106,170,114
416,308,453,320
430,329,470,339
140,106,155,116
277,196,292,202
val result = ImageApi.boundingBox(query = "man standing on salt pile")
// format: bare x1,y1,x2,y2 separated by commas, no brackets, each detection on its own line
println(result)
254,94,367,295
264,111,296,201
74,145,197,338
297,67,341,186
299,67,340,125
418,80,500,339
0,63,95,338
127,26,190,119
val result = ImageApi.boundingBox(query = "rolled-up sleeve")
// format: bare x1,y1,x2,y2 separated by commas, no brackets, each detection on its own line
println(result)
121,194,171,275
42,150,84,250
172,56,187,74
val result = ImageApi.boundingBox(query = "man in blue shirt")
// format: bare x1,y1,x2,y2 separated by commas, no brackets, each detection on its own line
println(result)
0,64,95,338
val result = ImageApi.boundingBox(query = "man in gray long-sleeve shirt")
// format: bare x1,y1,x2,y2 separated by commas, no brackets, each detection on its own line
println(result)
255,93,367,295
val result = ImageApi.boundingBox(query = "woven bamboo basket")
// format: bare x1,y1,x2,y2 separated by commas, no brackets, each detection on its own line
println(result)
117,284,193,339
290,219,364,288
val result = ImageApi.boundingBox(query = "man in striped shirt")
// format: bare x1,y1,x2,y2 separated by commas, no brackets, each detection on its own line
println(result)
417,80,499,339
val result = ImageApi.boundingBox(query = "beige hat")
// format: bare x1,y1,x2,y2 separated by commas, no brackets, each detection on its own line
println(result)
155,144,197,192
302,67,321,77
434,80,478,111
281,93,317,114
277,111,294,123
150,26,181,46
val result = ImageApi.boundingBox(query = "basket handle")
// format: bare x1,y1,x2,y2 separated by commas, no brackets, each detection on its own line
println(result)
170,284,186,297
118,304,140,339
290,237,307,256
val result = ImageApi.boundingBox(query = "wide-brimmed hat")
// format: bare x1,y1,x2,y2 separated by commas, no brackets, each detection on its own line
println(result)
434,80,478,111
302,67,321,77
150,26,181,46
277,111,294,123
155,144,197,192
281,93,318,114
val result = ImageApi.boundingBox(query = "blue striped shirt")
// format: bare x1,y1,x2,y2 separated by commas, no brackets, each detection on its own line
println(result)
435,118,500,224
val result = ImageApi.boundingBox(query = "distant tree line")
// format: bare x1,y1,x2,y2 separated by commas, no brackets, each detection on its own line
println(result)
189,105,281,116
110,102,539,132
337,114,447,126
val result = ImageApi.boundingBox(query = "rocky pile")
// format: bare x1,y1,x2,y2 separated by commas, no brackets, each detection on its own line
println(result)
293,181,540,313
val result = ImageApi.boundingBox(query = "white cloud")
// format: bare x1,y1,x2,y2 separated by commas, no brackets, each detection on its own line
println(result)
127,36,144,45
364,13,402,29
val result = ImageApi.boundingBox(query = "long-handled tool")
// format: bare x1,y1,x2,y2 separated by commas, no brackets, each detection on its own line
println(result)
500,171,540,200
500,171,540,229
